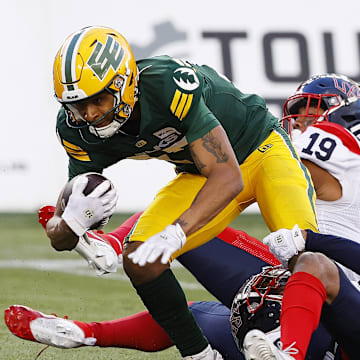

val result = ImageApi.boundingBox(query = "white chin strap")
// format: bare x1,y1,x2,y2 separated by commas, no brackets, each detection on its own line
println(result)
89,120,121,138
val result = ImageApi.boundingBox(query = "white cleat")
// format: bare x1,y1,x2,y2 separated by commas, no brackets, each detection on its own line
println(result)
5,305,96,348
184,344,224,359
243,329,298,360
75,231,119,276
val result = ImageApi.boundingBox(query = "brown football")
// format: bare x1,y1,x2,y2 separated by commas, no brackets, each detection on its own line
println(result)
61,172,113,229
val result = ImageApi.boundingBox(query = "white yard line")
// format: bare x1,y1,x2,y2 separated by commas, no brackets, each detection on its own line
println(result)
0,259,203,290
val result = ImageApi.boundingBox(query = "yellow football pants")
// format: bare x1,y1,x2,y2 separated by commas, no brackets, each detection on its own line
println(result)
128,127,318,259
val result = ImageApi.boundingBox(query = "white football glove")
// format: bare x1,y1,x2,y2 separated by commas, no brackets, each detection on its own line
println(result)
62,176,118,236
75,233,119,276
128,224,186,266
262,224,305,268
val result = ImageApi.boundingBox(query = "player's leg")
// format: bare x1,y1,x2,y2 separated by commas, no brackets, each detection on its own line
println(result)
103,223,276,354
4,304,172,351
122,246,216,359
320,266,360,359
243,252,338,360
126,172,241,256
77,308,173,351
87,300,243,359
4,305,96,349
278,252,336,360
122,172,242,359
5,302,241,359
105,221,276,355
190,301,244,360
244,127,318,232
178,236,274,308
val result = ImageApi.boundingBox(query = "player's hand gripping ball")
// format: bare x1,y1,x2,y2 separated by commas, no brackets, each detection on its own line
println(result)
61,173,118,236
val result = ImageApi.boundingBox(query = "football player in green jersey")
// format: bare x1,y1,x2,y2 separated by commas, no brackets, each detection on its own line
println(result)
46,26,318,359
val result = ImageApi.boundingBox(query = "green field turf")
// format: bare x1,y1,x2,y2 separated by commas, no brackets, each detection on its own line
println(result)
0,212,268,360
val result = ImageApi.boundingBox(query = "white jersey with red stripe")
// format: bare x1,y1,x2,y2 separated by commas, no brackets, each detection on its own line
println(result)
294,122,360,281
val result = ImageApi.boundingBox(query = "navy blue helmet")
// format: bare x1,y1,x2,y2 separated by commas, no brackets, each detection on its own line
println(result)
282,73,360,140
230,266,291,350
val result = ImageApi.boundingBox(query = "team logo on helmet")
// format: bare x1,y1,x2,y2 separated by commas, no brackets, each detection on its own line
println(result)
173,67,200,91
87,36,125,81
282,73,360,139
333,77,360,99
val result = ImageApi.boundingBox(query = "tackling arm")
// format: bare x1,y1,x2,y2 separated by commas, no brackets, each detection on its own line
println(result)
305,230,360,275
264,227,360,275
174,125,243,235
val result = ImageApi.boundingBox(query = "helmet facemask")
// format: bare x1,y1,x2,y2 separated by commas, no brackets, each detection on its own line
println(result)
282,93,343,139
281,73,360,139
230,266,291,350
63,73,138,139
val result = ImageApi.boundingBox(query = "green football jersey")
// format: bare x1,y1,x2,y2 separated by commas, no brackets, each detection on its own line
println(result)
56,55,280,179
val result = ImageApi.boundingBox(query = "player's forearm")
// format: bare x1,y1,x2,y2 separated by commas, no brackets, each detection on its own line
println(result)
174,169,243,235
46,215,79,251
305,230,360,274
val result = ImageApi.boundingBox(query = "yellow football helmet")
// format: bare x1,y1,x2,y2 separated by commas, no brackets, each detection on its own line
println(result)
53,26,138,138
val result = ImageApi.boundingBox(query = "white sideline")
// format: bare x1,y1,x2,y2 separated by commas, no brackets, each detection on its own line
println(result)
0,259,203,290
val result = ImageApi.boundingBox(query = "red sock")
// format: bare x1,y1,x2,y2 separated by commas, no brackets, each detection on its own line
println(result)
72,301,195,351
74,310,173,351
280,272,327,360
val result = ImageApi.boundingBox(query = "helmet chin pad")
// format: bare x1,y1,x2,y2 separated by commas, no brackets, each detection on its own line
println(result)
89,120,122,138
88,96,133,138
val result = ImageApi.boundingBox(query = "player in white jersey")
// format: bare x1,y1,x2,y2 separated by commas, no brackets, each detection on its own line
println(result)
242,74,360,359
283,73,360,282
294,123,360,244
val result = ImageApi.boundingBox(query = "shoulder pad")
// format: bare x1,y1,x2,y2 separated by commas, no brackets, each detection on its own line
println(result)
139,56,203,121
313,122,360,155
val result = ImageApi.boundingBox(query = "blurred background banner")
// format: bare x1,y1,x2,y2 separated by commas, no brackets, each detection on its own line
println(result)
1,0,359,212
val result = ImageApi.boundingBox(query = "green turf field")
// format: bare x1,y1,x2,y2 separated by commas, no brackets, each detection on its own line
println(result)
0,213,268,360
